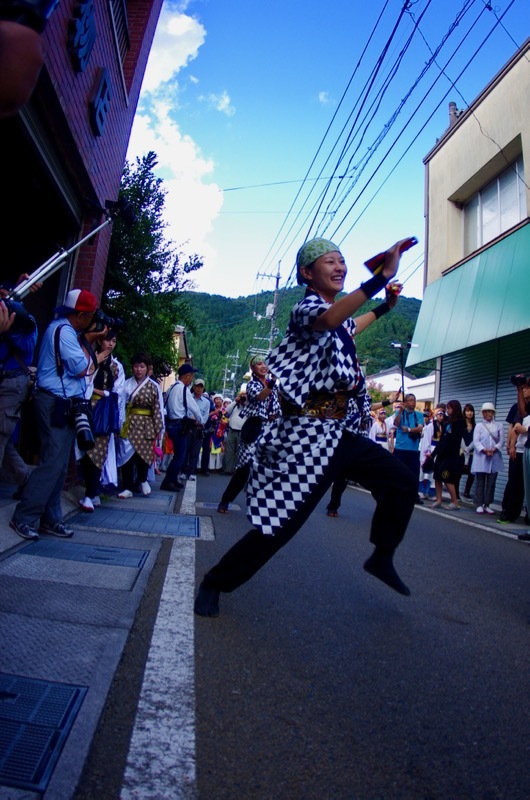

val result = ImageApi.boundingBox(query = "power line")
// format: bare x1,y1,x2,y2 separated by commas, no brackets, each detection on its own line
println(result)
258,0,522,290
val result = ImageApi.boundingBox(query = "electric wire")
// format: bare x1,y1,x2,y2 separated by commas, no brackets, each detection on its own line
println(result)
280,0,517,290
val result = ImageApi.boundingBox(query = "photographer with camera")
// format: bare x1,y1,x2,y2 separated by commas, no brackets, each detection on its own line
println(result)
10,289,97,540
390,393,424,505
0,275,39,495
222,390,248,474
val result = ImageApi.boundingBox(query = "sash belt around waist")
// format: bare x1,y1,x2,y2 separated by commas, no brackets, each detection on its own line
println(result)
281,390,351,421
130,408,152,416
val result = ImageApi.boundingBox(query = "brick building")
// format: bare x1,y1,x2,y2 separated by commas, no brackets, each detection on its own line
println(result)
0,0,162,331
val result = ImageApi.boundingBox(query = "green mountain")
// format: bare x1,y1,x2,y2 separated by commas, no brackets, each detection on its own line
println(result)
183,287,431,395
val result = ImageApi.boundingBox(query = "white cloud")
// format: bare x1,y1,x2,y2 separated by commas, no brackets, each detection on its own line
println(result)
126,3,235,291
128,102,223,269
140,6,206,93
198,90,236,116
318,91,331,105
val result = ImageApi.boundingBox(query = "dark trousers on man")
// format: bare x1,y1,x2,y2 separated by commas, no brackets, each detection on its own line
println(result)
163,420,190,485
12,391,74,528
205,432,416,593
199,430,212,474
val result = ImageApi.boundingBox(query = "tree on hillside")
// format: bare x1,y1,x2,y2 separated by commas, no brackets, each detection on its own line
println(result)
102,151,203,373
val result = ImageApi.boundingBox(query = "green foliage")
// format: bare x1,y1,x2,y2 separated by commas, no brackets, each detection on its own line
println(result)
102,152,203,374
183,287,434,394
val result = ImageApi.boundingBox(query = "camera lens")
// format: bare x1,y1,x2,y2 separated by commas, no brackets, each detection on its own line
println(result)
73,400,95,451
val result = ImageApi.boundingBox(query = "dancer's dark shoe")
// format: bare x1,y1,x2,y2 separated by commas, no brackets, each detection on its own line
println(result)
194,579,220,617
363,549,411,596
217,501,229,514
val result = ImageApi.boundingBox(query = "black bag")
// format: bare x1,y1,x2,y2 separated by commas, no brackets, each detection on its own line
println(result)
422,454,435,473
92,393,120,436
181,417,197,435
240,416,262,445
51,396,72,428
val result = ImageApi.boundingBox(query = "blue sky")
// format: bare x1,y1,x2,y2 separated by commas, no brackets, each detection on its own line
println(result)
127,0,529,301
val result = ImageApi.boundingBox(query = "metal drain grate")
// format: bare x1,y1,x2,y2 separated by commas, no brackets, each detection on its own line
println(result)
69,508,200,537
0,673,87,792
27,539,149,568
197,502,240,511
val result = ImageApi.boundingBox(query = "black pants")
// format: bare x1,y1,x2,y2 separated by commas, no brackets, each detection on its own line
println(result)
122,452,148,491
81,454,101,498
205,432,417,593
327,476,349,511
220,463,250,506
501,452,524,520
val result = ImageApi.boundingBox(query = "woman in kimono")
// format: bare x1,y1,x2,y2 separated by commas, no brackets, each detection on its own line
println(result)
195,236,418,617
79,330,125,511
117,352,164,498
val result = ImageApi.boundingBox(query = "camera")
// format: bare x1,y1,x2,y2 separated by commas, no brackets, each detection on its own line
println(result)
510,374,528,387
1,297,37,335
72,398,95,451
91,309,125,334
238,395,247,404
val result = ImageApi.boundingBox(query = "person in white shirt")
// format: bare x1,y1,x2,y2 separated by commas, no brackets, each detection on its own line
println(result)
160,364,202,491
183,378,211,480
369,408,390,450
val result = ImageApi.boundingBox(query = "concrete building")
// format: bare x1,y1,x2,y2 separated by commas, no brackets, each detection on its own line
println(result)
365,366,435,410
407,38,530,502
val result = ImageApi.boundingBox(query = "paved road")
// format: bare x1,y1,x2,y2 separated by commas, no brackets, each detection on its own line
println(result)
194,477,530,799
1,473,528,799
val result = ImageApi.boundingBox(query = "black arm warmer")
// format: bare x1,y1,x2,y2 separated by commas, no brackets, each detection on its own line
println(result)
360,271,387,298
372,302,390,319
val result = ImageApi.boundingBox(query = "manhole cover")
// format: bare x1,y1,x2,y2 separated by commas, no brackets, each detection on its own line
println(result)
26,540,149,568
0,673,86,792
69,508,200,537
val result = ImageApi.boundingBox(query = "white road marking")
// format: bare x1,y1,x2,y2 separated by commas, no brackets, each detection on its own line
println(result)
121,481,199,799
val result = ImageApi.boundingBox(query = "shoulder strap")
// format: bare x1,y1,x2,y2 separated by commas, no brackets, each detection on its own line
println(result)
54,324,67,378
53,324,68,398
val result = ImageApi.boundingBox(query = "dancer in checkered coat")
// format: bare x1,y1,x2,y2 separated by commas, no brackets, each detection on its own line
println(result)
195,237,418,617
217,355,281,513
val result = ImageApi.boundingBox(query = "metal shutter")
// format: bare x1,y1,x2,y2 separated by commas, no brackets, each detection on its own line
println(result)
438,330,530,508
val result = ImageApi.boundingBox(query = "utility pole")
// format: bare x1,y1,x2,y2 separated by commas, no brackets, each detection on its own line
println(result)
222,350,241,396
254,261,281,356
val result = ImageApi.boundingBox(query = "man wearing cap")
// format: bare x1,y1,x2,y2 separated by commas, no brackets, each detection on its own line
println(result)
182,378,211,481
160,363,203,491
10,289,97,540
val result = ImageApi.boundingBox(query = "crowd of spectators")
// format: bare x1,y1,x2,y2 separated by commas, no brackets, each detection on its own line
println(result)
1,283,529,543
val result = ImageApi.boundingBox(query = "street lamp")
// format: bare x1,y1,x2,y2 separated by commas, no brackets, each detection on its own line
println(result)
390,341,418,400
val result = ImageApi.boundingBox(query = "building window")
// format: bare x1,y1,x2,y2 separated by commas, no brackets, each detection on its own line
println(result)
108,0,130,64
463,156,526,254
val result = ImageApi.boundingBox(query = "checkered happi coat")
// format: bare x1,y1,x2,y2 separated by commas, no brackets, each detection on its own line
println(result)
247,292,367,535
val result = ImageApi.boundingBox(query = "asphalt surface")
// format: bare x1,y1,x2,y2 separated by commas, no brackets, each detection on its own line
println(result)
0,471,528,799
194,478,530,800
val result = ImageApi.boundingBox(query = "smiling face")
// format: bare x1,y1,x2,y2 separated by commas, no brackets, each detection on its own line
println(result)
251,360,269,379
299,251,346,303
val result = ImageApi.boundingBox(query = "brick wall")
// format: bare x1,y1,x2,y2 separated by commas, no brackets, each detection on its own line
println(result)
40,0,163,300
